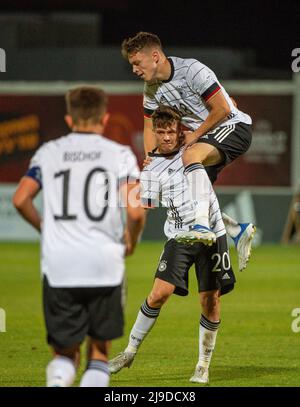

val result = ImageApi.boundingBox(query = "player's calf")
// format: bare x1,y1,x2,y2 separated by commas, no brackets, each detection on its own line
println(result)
109,298,162,374
147,279,175,308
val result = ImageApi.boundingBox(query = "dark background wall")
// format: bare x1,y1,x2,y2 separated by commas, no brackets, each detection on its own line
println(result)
1,47,251,81
0,0,299,79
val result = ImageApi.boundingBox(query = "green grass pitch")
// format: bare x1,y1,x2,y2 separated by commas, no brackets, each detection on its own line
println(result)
0,241,299,387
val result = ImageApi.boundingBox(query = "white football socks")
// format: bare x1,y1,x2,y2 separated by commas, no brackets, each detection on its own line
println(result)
197,314,220,369
46,356,76,387
184,163,212,228
125,299,161,354
80,360,110,387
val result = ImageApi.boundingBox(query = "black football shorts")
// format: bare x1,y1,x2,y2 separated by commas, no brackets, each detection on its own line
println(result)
154,234,235,296
43,276,124,350
198,122,252,184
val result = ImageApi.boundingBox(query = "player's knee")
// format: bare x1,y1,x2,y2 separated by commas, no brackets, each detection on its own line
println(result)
182,144,206,166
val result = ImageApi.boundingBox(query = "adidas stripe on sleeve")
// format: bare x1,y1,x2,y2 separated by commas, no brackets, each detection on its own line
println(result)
186,60,221,102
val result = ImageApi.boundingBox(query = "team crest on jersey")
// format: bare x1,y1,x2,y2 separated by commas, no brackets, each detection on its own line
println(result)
158,260,167,272
176,86,188,99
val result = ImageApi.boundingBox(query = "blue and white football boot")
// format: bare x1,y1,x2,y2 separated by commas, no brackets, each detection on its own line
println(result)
175,225,216,246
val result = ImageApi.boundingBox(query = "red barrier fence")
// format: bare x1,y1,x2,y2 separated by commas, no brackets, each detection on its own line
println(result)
0,93,292,186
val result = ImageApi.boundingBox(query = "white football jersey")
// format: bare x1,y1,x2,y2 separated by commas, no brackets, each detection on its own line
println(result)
140,148,225,239
143,56,252,129
27,132,140,287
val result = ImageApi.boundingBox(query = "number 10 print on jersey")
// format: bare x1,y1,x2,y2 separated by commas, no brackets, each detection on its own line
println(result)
54,168,109,221
25,132,140,288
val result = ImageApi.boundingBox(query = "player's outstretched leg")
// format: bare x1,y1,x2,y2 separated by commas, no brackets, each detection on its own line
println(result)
183,162,216,243
176,161,217,245
109,299,161,374
222,212,256,271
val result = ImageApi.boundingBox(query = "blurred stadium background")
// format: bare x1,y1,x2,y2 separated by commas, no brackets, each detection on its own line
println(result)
0,0,300,387
1,0,300,244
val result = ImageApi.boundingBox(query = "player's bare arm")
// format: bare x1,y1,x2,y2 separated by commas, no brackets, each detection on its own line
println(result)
185,91,231,147
121,182,146,256
12,176,41,232
144,116,156,155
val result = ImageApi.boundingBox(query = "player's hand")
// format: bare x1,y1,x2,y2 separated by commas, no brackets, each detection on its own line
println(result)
183,131,199,149
123,228,132,256
124,228,137,256
143,156,152,168
125,241,134,256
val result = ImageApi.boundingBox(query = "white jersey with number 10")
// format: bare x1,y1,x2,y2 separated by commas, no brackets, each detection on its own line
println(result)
28,132,140,287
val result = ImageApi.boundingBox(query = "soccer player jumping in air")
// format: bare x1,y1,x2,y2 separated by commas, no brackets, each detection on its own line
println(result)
121,31,256,271
109,106,236,384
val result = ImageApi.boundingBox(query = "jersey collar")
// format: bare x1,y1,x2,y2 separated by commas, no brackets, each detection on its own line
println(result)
72,131,101,136
148,147,180,157
162,58,175,83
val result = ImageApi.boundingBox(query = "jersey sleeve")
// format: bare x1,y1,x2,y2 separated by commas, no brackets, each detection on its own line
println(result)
187,60,221,102
143,83,159,118
25,147,43,188
118,147,140,185
140,169,160,208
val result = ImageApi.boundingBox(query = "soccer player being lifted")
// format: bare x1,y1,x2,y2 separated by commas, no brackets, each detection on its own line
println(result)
109,106,236,384
13,86,145,387
121,31,256,271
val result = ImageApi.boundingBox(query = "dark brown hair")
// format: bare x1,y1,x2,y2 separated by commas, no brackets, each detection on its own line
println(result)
65,86,108,125
152,106,182,130
121,32,162,59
